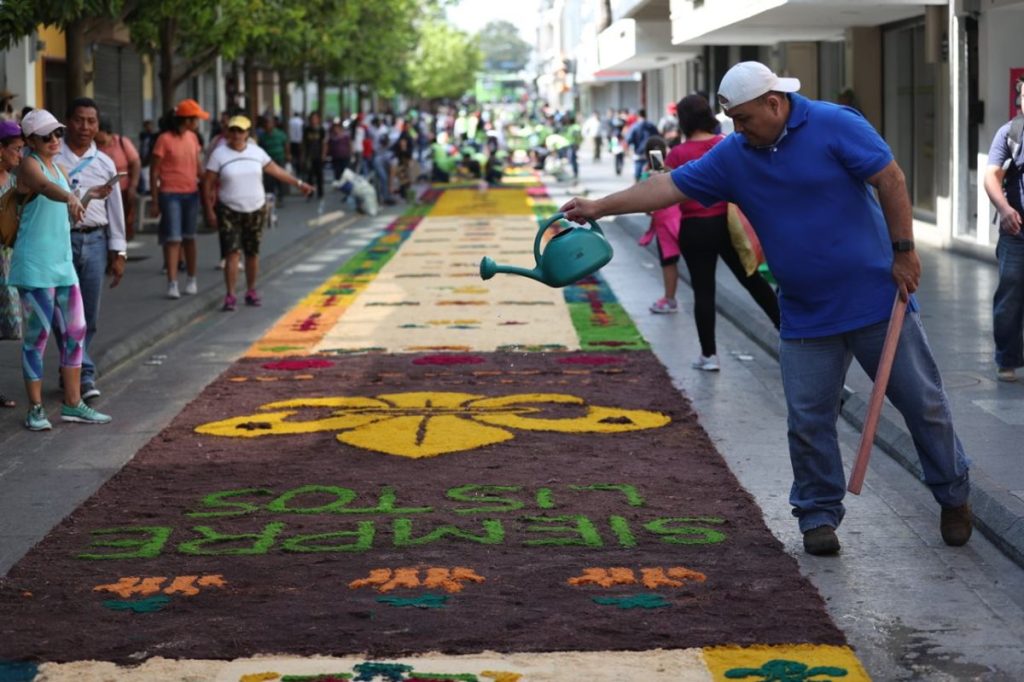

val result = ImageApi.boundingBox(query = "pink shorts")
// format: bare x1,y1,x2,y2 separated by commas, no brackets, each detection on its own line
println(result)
638,204,681,262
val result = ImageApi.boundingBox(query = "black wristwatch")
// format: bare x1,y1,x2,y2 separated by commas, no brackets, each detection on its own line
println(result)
892,239,915,252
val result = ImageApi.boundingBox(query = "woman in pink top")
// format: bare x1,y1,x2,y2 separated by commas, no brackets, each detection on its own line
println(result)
666,94,780,371
96,117,141,240
150,99,207,299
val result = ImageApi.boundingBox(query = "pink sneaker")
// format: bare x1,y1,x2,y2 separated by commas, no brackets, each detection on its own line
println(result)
650,297,678,314
244,289,262,307
222,294,237,311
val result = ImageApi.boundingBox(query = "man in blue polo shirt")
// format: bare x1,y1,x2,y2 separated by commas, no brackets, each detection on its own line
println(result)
559,61,971,556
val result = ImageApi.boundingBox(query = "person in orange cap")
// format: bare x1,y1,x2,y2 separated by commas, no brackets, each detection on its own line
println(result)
149,99,209,299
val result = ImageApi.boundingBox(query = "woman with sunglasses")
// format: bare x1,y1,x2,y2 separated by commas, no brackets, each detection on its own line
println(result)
6,109,112,430
0,119,25,408
202,115,312,311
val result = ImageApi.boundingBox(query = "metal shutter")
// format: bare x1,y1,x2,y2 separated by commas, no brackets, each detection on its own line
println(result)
93,44,121,129
119,48,143,143
92,44,144,142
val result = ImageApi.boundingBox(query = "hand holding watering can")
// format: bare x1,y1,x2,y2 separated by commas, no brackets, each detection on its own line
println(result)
479,212,613,288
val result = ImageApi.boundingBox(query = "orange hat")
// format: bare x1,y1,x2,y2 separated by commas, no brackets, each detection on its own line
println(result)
174,98,210,120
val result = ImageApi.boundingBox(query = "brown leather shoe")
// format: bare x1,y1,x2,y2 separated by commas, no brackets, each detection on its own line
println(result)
803,526,841,556
940,503,973,546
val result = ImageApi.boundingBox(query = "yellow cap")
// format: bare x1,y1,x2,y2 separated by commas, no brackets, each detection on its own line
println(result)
227,115,252,131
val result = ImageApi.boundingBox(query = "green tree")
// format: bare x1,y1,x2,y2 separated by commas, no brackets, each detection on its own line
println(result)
406,20,481,101
478,20,530,73
0,0,124,104
123,0,254,110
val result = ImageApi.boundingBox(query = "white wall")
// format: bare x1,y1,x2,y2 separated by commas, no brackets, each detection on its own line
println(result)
3,39,36,110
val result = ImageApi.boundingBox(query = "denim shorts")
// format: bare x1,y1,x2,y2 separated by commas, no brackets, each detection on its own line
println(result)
158,192,200,244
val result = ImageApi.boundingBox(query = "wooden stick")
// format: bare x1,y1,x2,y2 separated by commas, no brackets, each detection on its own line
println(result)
847,294,909,495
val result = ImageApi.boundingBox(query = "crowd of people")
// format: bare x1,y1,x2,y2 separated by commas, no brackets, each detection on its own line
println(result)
0,97,317,429
0,98,543,429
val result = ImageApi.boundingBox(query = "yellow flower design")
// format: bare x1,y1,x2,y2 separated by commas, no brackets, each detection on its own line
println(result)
195,391,670,459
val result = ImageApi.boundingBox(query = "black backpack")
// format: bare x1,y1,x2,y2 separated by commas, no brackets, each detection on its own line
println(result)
1002,114,1024,180
995,115,1024,225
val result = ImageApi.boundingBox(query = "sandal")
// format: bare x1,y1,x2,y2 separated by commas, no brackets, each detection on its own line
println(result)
0,394,14,408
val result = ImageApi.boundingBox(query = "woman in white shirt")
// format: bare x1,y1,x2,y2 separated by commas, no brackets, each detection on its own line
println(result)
201,115,312,311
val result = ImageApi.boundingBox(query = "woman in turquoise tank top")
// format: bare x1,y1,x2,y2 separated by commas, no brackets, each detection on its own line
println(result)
10,108,112,430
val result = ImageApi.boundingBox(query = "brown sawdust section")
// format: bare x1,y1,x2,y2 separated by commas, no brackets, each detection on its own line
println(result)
0,352,844,663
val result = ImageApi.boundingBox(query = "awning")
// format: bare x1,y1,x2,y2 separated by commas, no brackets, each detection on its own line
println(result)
577,33,642,84
670,0,946,45
598,18,699,72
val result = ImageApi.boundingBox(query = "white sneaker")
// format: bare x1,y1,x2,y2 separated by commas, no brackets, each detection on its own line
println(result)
184,276,198,295
691,354,720,371
167,281,181,299
997,367,1018,382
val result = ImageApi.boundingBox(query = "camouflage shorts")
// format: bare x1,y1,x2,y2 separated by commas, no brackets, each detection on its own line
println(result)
217,204,267,257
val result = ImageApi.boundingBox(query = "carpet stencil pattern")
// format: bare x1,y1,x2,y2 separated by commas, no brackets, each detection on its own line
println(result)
0,181,869,680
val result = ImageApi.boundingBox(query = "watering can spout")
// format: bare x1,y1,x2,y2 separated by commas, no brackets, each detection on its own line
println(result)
479,257,545,283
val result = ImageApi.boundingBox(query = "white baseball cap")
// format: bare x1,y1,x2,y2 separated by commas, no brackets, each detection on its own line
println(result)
717,62,801,112
21,108,64,137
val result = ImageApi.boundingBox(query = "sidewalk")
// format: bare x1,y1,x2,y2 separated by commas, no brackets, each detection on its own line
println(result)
0,191,380,431
569,153,1024,569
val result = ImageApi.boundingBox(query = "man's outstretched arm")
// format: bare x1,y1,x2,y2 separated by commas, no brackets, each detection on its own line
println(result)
559,172,688,223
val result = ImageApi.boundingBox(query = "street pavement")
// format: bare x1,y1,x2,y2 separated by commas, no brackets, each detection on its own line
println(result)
0,161,1022,679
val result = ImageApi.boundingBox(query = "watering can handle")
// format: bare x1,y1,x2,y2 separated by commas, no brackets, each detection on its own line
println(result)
533,212,604,265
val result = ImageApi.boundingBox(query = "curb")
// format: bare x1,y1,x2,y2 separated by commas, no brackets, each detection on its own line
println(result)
94,211,358,379
616,213,1024,569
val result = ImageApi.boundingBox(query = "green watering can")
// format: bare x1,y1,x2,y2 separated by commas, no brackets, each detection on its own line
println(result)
479,212,613,288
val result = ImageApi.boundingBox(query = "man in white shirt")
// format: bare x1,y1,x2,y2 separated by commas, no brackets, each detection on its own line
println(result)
56,97,128,401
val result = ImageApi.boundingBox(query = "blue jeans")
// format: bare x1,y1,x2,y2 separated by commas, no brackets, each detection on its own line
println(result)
373,156,392,202
779,312,970,532
633,158,645,182
994,233,1024,369
567,145,579,178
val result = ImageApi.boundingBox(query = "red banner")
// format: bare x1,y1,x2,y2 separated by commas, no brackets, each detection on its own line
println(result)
1010,67,1024,121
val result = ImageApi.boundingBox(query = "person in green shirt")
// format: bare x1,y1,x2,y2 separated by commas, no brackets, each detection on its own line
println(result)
431,133,457,183
258,116,289,200
565,114,582,180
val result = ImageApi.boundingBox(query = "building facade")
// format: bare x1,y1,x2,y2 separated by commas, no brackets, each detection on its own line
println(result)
535,0,1024,260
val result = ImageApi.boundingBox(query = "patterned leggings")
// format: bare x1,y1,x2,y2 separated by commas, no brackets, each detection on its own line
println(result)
17,285,86,382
